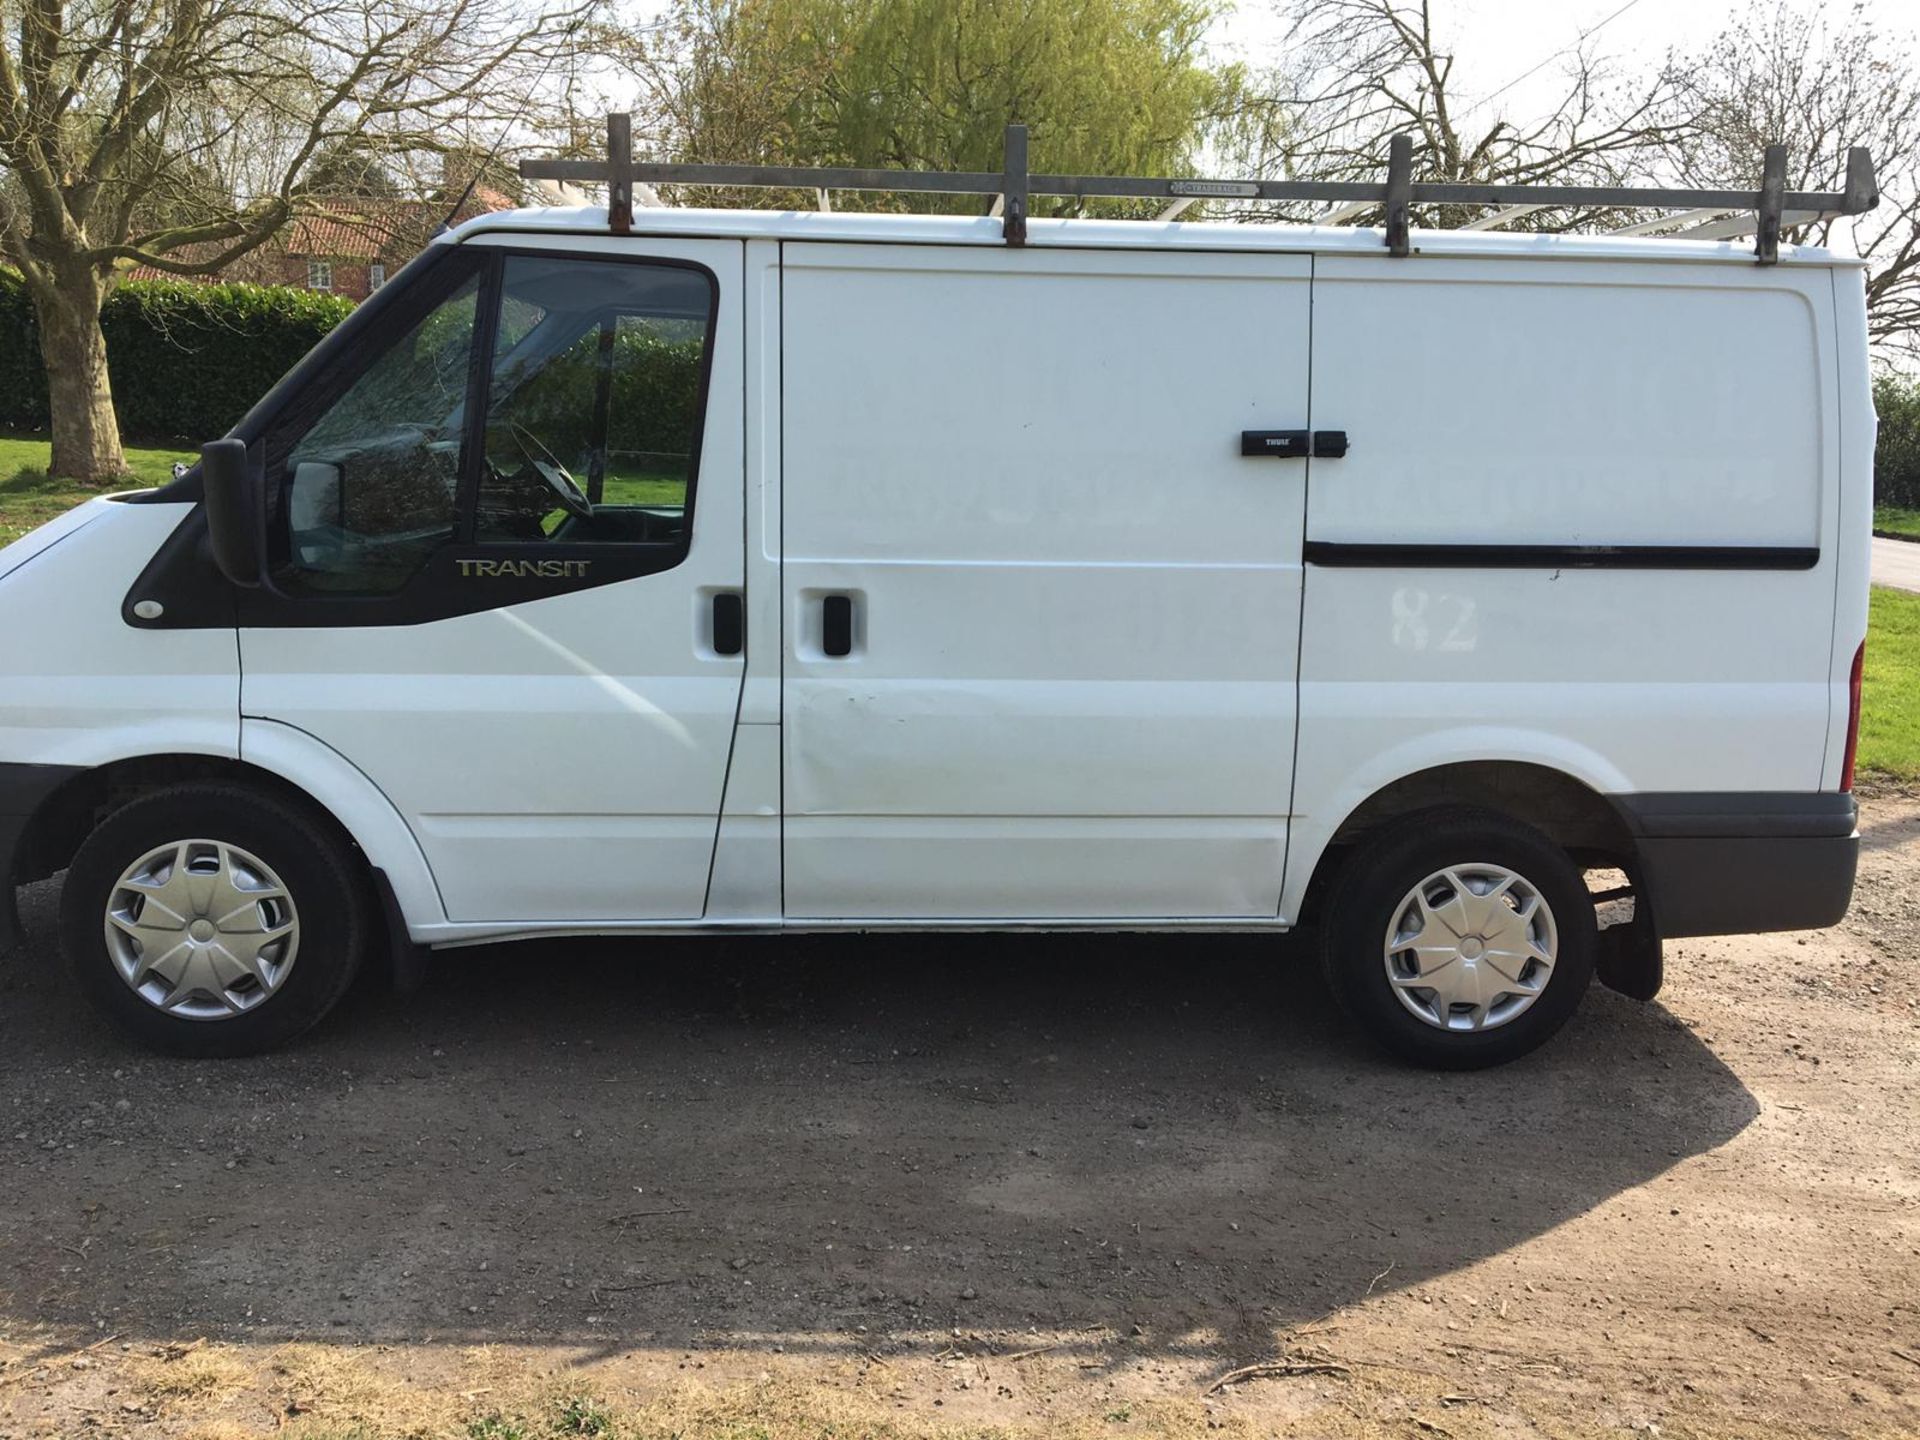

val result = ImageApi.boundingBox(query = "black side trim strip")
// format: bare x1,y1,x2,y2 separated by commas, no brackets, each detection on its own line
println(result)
1612,790,1858,840
1303,542,1819,571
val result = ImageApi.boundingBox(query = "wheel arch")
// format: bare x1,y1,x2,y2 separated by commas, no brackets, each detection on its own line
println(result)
1288,758,1639,927
13,729,443,937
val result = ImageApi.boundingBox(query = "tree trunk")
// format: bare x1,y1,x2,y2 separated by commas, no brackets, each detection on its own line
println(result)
34,267,126,483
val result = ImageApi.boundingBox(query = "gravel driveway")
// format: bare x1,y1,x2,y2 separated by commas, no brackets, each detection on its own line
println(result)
1,789,1916,1439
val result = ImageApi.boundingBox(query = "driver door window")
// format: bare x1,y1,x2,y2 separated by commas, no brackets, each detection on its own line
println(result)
477,255,713,546
277,270,479,594
271,250,715,597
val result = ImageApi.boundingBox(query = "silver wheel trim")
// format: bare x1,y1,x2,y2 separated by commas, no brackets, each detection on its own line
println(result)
1382,863,1558,1033
103,839,300,1021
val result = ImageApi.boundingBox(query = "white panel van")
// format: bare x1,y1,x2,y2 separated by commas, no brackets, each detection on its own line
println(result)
0,201,1870,1068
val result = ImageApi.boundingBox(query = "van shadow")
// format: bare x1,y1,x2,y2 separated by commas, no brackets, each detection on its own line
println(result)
0,880,1759,1368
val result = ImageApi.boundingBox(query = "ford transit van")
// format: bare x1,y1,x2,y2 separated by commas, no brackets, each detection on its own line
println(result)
0,137,1872,1066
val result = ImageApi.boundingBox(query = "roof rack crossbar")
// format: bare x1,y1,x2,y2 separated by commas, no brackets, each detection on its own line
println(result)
1607,206,1736,237
1460,203,1547,232
521,120,1881,265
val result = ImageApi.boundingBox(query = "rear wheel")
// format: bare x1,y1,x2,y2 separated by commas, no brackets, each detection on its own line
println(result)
1318,808,1595,1069
61,784,370,1056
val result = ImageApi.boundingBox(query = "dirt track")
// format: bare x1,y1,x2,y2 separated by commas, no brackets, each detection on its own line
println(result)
1,789,1916,1439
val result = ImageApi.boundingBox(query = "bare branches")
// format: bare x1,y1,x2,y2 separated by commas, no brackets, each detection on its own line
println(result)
1253,0,1920,358
1249,0,1683,228
0,0,602,476
0,0,600,287
1663,2,1920,360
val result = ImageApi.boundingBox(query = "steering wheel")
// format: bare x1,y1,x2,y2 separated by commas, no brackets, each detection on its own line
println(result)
509,422,592,519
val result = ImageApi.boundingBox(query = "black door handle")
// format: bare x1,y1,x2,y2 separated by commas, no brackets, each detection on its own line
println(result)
1242,429,1308,458
712,592,743,656
1241,429,1349,459
822,594,853,658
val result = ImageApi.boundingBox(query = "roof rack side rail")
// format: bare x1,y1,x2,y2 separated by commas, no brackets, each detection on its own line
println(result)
520,119,1881,265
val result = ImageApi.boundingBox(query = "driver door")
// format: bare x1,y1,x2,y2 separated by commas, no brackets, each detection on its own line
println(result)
238,237,747,924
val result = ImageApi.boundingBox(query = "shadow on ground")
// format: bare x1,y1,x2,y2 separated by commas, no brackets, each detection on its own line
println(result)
0,874,1757,1369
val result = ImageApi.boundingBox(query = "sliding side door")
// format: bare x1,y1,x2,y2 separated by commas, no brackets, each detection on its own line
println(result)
780,244,1312,919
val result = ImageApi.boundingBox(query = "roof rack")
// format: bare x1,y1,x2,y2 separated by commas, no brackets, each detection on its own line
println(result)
521,116,1880,266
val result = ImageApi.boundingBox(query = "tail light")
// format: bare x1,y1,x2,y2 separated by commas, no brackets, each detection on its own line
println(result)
1840,641,1865,792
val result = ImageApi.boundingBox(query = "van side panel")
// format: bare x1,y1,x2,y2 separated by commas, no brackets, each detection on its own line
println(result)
780,244,1311,918
1285,257,1842,923
0,502,240,769
1825,265,1875,791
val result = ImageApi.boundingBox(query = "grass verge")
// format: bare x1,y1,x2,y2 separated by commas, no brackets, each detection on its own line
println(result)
1861,585,1920,781
0,430,194,546
1875,504,1920,540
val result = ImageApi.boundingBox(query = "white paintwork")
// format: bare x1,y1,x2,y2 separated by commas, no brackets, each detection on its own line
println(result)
239,234,750,924
779,244,1309,917
237,717,446,930
1281,254,1847,920
700,237,786,923
0,204,1873,949
0,501,238,768
704,721,782,922
0,492,111,584
453,203,1865,269
1830,268,1877,789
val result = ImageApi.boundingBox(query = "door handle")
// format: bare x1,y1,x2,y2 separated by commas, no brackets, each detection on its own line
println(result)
712,591,744,656
1240,429,1349,459
822,594,853,658
1241,429,1307,458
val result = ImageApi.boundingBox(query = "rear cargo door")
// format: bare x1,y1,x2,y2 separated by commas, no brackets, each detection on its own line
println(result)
779,243,1312,919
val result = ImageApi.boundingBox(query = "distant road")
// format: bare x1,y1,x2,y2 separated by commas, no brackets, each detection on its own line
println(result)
1874,535,1920,593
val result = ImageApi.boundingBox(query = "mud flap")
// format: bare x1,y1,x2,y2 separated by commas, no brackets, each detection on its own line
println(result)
371,868,433,997
1596,894,1664,1002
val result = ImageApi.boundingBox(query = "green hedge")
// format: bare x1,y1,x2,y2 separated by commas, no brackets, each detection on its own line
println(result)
503,327,706,469
0,270,354,443
1877,375,1920,511
0,272,703,462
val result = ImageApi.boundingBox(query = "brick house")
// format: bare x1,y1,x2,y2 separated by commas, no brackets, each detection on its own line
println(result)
131,186,516,301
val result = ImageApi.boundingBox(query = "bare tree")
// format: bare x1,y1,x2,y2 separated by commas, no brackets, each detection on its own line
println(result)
0,0,595,481
1254,0,1682,227
1668,2,1920,360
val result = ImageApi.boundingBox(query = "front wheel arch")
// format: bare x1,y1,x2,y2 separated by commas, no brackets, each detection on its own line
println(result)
13,751,425,985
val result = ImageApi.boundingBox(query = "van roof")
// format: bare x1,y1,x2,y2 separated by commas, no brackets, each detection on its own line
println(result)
450,203,1865,268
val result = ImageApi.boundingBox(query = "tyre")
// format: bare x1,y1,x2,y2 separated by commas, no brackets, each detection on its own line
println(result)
1318,807,1596,1069
61,783,371,1057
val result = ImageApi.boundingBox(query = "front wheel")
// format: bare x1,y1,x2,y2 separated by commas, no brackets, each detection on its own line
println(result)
61,784,371,1056
1318,808,1596,1069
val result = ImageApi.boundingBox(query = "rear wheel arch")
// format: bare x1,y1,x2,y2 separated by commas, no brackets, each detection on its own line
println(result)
1297,760,1639,928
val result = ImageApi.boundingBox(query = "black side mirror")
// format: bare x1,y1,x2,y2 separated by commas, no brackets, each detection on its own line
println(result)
201,438,264,588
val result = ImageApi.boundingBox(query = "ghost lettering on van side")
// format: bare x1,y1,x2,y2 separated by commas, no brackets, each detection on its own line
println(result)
455,559,592,579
